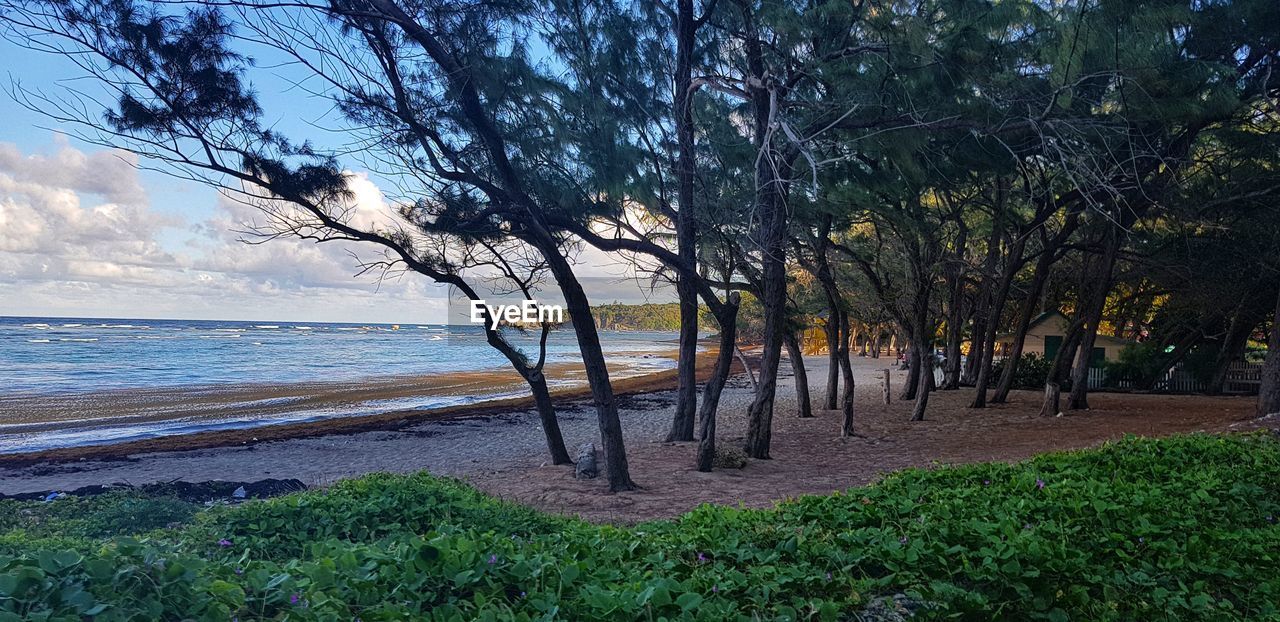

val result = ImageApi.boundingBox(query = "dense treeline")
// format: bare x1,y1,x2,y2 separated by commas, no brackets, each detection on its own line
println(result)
592,303,698,331
3,0,1277,489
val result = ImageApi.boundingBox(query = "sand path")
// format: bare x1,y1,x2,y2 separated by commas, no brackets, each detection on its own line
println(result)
0,355,1269,524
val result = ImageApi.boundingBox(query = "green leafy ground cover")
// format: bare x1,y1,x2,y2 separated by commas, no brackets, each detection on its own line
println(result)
1,433,1277,620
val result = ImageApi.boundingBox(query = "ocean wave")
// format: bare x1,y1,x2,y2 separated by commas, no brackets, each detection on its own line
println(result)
58,338,98,342
26,339,51,343
21,323,50,328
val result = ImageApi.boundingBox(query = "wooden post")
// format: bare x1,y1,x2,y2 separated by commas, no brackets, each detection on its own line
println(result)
882,369,892,404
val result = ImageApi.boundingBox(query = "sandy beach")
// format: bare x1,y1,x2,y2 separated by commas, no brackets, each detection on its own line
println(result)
1,353,1271,522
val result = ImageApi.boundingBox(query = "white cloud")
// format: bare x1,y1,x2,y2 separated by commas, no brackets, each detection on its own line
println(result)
0,140,450,323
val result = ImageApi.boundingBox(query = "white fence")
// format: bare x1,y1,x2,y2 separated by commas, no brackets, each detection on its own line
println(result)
1087,360,1264,394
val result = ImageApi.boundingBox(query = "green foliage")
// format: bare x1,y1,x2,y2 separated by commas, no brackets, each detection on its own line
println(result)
0,492,199,542
992,353,1055,390
1,435,1277,620
1105,342,1170,386
590,303,712,332
185,472,570,560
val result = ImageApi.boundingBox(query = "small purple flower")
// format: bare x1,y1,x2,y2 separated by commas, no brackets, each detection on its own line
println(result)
218,538,233,547
899,536,909,544
983,479,991,486
697,552,706,562
712,585,719,593
234,567,243,576
289,593,300,606
1267,515,1276,524
1036,479,1046,490
825,572,832,581
488,554,498,565
520,591,526,598
1138,537,1144,543
1023,523,1033,530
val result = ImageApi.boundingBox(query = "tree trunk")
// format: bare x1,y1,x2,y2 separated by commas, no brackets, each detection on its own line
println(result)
1040,319,1084,417
1040,382,1062,418
528,372,572,465
784,331,813,418
1258,290,1280,418
901,342,920,400
823,312,840,410
962,311,985,386
1142,324,1205,390
741,16,788,460
910,335,932,421
840,369,856,436
965,210,1005,391
669,283,699,441
992,241,1056,403
870,327,881,359
1206,306,1255,395
1067,228,1122,410
668,0,699,443
544,255,636,491
970,235,1024,407
697,300,740,472
941,226,968,390
838,310,857,434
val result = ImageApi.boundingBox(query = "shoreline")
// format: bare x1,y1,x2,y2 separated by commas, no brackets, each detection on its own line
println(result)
0,354,1266,521
0,351,732,468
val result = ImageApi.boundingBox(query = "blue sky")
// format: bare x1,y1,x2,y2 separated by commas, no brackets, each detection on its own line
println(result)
0,20,662,323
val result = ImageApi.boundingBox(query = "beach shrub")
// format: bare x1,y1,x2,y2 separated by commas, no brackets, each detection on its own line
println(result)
186,471,570,559
990,352,1057,390
1,434,1277,620
0,492,199,541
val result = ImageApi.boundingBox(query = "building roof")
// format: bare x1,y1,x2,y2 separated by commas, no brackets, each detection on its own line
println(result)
995,310,1136,346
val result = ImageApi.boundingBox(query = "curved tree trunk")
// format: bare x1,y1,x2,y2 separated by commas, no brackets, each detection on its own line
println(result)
1040,320,1084,417
545,255,636,491
910,335,933,421
784,331,813,418
970,235,1025,407
1206,306,1255,395
992,247,1055,403
528,372,572,464
1067,228,1122,410
697,300,740,472
839,310,857,434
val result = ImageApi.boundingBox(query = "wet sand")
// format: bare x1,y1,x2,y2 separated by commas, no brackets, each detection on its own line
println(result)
0,355,1270,522
0,348,680,457
0,351,723,468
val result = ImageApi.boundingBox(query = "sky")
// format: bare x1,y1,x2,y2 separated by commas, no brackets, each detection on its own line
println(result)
0,17,665,324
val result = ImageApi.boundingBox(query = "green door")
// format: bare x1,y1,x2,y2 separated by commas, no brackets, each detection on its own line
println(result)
1091,347,1106,368
1044,335,1062,361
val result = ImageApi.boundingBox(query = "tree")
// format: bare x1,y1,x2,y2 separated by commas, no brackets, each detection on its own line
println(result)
2,0,652,488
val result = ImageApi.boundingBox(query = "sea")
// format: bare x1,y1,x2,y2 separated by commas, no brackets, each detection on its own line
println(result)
0,316,679,452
